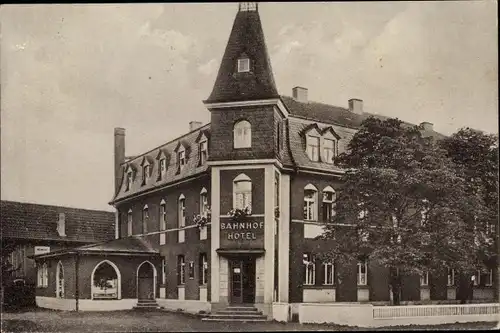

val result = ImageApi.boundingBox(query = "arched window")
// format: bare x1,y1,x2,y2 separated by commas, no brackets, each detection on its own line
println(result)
200,188,209,215
127,209,133,236
159,200,167,245
303,184,318,221
322,186,336,222
233,120,252,148
142,205,149,234
233,174,252,210
91,260,121,300
56,261,64,298
178,194,186,228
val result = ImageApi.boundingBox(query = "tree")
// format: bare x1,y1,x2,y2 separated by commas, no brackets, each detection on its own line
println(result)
440,128,498,298
320,117,489,305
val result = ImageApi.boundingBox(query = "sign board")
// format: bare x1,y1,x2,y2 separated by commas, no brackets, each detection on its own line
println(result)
219,217,264,249
34,246,50,255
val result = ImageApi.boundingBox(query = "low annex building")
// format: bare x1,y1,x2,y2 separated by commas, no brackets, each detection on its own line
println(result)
34,3,497,317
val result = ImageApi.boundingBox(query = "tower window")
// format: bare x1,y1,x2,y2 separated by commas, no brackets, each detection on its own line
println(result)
234,120,252,148
237,58,250,73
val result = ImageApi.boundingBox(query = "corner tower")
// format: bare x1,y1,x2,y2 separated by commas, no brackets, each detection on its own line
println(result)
205,3,290,317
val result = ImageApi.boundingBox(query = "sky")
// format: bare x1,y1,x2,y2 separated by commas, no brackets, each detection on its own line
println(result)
1,2,498,211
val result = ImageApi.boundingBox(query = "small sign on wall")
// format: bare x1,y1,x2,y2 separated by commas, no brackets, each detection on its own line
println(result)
34,246,50,255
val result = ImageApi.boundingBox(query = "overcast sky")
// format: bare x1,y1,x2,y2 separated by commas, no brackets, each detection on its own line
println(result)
1,2,498,211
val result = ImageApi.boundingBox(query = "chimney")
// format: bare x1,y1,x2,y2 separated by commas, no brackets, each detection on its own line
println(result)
292,86,308,103
189,121,203,132
114,128,126,194
57,213,66,237
348,98,363,115
420,122,434,131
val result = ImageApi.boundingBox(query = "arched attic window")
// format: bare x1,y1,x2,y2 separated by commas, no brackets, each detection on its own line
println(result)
233,174,252,211
234,120,252,148
303,184,318,221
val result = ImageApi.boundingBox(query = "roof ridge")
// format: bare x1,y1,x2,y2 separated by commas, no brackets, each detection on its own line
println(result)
280,95,349,111
122,123,211,166
0,200,114,214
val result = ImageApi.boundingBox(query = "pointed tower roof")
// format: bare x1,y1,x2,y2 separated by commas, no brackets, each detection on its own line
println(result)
204,3,279,104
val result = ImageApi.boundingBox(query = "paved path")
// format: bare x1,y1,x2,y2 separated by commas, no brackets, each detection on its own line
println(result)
1,309,497,332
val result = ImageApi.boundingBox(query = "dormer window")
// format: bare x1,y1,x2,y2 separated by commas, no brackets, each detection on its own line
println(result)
159,158,166,178
126,171,133,191
237,57,250,73
306,135,320,162
199,140,208,165
178,148,186,171
142,164,150,185
323,138,336,164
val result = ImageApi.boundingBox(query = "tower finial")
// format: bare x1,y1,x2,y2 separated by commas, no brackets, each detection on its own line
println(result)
239,2,258,12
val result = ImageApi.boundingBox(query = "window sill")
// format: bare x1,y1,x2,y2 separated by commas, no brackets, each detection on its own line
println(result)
177,285,186,287
357,285,369,289
303,285,336,289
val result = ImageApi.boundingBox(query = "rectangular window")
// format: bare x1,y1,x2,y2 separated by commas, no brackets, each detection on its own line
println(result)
420,271,429,286
199,253,208,285
179,150,186,170
357,261,368,286
177,255,185,285
322,191,335,222
126,172,133,191
303,253,316,285
159,158,166,178
323,139,335,164
38,263,48,288
160,203,167,245
200,193,208,215
447,268,455,287
200,141,208,165
178,199,186,228
188,261,195,280
473,270,480,286
306,136,320,161
161,259,166,285
142,207,149,234
37,266,43,287
303,190,316,221
274,172,280,214
127,211,133,236
323,262,334,285
237,58,250,72
142,165,149,185
485,269,493,287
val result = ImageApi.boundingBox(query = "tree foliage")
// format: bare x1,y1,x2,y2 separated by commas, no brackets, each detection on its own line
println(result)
320,118,494,296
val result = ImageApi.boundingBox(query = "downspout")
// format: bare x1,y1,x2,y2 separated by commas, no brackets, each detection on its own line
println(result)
75,252,80,312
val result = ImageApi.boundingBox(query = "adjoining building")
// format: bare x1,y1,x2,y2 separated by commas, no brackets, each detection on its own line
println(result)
33,3,497,317
1,200,115,306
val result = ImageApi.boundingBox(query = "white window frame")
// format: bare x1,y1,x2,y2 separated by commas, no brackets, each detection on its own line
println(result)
233,120,252,149
201,254,208,285
161,259,166,285
178,195,186,228
306,135,320,162
233,174,252,210
127,209,133,236
178,148,186,170
142,205,149,234
142,163,150,184
56,261,64,298
357,261,368,286
159,158,167,178
178,255,185,285
447,268,455,287
323,262,334,285
200,188,209,215
323,138,336,164
237,57,250,73
322,186,336,222
473,270,480,286
303,184,318,221
303,253,316,286
485,269,493,287
199,140,208,165
420,271,429,287
37,263,48,288
126,171,133,191
160,200,167,245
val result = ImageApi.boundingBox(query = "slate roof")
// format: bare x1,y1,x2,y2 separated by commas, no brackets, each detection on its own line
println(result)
205,8,279,103
1,200,115,243
32,236,159,259
111,124,210,203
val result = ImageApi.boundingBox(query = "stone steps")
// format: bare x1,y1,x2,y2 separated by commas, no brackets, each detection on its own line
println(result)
133,299,159,310
202,306,268,322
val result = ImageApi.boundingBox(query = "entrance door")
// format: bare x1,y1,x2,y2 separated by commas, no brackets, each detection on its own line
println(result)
137,263,154,300
229,258,256,304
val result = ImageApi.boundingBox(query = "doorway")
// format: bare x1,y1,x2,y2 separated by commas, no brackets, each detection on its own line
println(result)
137,262,155,300
229,258,256,304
